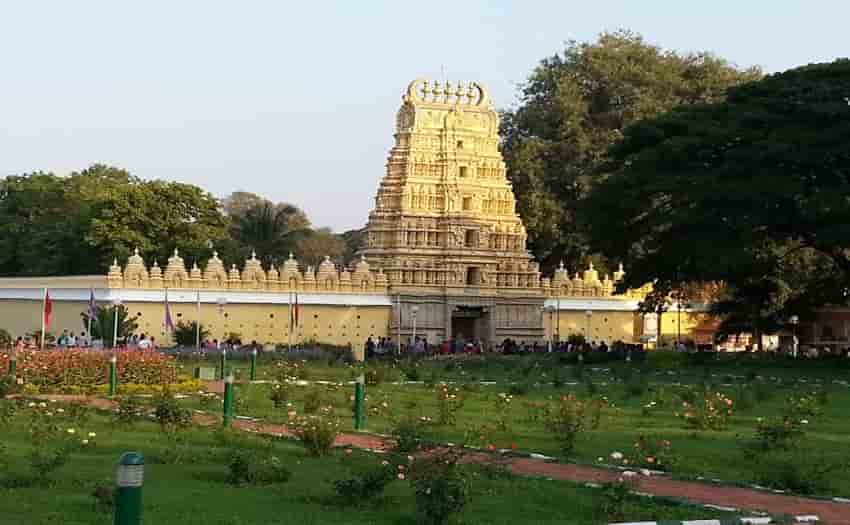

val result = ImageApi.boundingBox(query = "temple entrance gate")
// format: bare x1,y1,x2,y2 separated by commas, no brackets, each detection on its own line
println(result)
451,306,489,343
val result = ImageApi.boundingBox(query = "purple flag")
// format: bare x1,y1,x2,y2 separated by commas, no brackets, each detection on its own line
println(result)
164,290,175,332
88,288,98,320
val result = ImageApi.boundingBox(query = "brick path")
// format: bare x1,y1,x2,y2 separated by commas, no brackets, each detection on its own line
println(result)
23,393,850,524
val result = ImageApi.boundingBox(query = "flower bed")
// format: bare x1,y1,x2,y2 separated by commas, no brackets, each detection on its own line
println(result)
1,349,178,390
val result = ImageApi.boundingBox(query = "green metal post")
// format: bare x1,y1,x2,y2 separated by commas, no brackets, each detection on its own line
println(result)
250,348,257,381
223,373,234,428
219,349,227,381
113,452,144,525
8,352,16,378
109,355,118,398
354,374,366,431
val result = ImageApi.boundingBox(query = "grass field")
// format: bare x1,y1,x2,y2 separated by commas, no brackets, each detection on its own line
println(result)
173,351,850,498
0,404,732,525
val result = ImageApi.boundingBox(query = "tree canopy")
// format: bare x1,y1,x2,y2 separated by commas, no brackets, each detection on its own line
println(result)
0,167,350,277
501,30,762,273
0,165,228,275
584,59,850,334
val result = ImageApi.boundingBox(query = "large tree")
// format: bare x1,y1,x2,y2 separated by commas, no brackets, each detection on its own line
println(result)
501,30,761,273
584,59,850,337
0,165,230,276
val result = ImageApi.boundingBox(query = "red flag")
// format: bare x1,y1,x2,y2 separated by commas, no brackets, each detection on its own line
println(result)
43,290,53,330
294,292,299,327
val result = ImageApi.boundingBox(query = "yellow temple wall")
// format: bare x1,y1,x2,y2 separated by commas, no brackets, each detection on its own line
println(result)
543,309,639,344
0,297,392,348
0,299,91,340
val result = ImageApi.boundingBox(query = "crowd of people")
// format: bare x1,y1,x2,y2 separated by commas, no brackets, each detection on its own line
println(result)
363,335,645,359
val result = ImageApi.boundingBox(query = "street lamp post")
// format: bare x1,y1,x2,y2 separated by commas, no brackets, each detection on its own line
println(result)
217,298,228,380
556,296,561,343
789,315,799,359
410,305,419,352
544,305,555,351
111,299,123,349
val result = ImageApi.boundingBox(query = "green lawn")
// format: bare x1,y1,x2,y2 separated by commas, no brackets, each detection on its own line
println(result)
173,352,850,497
0,406,731,525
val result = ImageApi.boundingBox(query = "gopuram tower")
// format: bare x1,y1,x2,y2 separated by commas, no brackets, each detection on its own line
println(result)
361,79,545,346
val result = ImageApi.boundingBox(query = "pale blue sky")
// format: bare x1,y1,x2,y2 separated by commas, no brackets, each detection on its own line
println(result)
1,1,846,231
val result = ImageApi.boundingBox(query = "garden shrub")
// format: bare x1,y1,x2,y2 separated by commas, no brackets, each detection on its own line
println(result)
115,396,147,424
753,417,806,451
598,476,637,521
408,448,469,525
269,383,289,409
288,406,340,457
0,375,21,398
631,435,676,471
303,390,324,414
334,457,408,505
391,415,428,453
153,389,192,433
435,383,464,426
677,392,733,431
587,397,608,430
0,399,17,425
493,393,513,431
544,394,586,456
227,449,291,486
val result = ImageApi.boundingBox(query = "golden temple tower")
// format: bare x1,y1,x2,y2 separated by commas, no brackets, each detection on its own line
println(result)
361,79,544,345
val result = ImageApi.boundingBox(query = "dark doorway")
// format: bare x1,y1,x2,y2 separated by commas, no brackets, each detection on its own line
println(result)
451,306,489,343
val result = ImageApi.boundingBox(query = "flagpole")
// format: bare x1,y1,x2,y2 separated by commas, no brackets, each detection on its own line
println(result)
287,290,292,352
41,288,47,350
195,290,201,352
397,293,401,356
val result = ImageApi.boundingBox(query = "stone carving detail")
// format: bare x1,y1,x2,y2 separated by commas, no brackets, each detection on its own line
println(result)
109,250,389,294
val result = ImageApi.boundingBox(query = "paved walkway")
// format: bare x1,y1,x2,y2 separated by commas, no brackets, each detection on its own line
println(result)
24,393,850,524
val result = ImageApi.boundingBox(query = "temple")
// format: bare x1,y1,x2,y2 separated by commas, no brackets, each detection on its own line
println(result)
360,79,548,343
0,80,750,350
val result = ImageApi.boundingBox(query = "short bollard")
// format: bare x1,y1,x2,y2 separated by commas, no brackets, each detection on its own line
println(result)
626,350,632,363
109,355,118,398
113,452,144,525
250,348,257,381
354,374,366,431
223,372,235,428
578,352,584,364
219,349,227,380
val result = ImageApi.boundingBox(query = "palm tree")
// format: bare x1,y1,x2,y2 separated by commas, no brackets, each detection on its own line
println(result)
234,203,309,260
